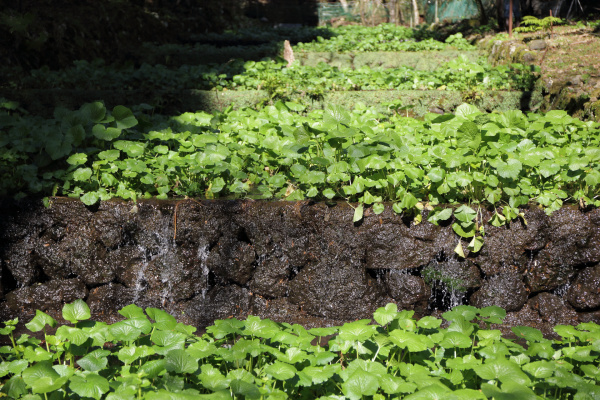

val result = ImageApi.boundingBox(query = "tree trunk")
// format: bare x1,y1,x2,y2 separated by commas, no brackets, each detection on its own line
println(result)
388,0,397,24
474,0,488,24
496,0,506,31
359,0,366,24
339,0,349,13
411,0,419,26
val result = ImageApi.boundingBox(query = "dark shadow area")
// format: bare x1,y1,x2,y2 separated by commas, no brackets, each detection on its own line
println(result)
0,0,327,117
246,0,319,26
0,0,320,71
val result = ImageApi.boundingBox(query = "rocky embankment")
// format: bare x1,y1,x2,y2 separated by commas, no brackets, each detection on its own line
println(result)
483,28,600,121
1,198,599,335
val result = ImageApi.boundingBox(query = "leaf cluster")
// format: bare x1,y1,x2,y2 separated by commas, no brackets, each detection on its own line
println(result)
2,103,600,219
514,16,565,34
294,23,476,53
1,301,600,399
15,56,537,96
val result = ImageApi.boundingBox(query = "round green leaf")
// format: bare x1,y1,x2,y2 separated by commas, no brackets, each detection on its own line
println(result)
342,369,379,400
73,168,92,182
81,191,100,206
374,303,398,326
265,361,297,381
165,349,199,375
25,310,57,332
62,299,91,324
112,105,138,129
69,373,109,400
66,153,88,166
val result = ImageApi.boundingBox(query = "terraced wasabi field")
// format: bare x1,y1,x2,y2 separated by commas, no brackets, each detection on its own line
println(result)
1,21,600,400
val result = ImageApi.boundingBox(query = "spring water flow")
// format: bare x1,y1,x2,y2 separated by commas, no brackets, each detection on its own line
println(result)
197,243,210,299
132,210,177,309
426,259,467,311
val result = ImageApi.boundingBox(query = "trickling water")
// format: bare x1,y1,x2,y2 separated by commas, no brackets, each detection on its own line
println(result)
552,281,571,298
197,244,210,299
425,259,467,311
132,211,177,307
132,245,149,304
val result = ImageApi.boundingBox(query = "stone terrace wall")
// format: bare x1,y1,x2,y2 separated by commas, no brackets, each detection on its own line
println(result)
1,198,599,334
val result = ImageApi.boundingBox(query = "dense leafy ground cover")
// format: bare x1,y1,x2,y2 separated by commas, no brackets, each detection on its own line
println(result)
1,301,599,399
2,101,599,210
14,56,536,96
294,24,475,52
2,101,599,253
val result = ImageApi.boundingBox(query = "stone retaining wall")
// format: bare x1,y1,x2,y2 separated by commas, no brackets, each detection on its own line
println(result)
1,198,599,334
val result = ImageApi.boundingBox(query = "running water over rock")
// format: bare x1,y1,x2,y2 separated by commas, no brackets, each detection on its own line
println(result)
1,198,599,334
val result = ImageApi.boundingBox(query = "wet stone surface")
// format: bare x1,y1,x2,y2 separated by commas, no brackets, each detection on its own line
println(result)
0,198,598,334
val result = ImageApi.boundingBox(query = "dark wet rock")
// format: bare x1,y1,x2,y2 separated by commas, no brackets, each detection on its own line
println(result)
183,285,252,327
36,221,116,285
70,247,116,286
504,294,580,338
235,201,312,265
567,265,600,310
578,310,600,325
299,202,365,265
207,236,256,285
503,303,550,337
529,292,579,326
87,283,135,319
4,238,39,286
476,207,549,276
250,297,299,322
128,203,174,254
111,246,148,288
385,271,431,309
249,258,293,298
528,39,547,51
288,258,384,320
34,239,68,279
470,273,528,311
173,201,231,246
2,198,600,332
5,278,87,312
142,247,208,302
525,259,574,292
92,211,123,248
365,220,438,270
538,208,600,271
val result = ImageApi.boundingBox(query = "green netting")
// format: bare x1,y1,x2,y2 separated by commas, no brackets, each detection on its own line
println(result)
426,0,496,23
318,1,496,25
318,2,357,23
317,1,401,25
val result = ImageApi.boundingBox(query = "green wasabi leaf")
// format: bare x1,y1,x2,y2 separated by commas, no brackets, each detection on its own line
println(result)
342,369,379,400
62,299,91,324
353,203,364,222
81,191,99,206
264,361,297,380
165,349,199,375
374,303,398,326
66,153,88,166
112,105,138,130
69,373,109,400
73,167,92,182
25,310,57,332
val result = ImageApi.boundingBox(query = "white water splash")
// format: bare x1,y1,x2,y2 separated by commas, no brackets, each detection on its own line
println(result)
198,244,210,299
